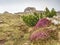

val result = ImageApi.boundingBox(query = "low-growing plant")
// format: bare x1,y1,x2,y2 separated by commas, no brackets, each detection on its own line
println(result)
30,28,58,42
34,18,51,29
30,29,50,41
44,7,57,18
22,14,40,27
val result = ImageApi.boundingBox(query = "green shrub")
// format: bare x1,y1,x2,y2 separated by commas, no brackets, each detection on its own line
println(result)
22,14,40,27
44,7,57,18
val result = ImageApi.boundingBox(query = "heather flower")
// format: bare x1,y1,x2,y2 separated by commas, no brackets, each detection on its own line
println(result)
30,30,50,41
30,28,58,41
34,18,51,29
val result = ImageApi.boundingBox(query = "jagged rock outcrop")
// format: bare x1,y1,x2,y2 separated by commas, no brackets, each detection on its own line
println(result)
24,7,36,12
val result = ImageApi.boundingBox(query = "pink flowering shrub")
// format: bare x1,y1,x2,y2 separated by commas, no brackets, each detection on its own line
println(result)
30,30,50,41
34,18,51,29
30,29,58,41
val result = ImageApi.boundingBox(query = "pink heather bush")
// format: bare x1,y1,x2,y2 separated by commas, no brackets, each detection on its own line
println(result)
34,18,51,29
30,30,50,41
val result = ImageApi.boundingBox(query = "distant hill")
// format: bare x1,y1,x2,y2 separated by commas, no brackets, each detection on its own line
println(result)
15,7,60,16
0,7,60,16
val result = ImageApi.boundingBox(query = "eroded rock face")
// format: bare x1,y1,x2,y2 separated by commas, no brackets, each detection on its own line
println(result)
24,7,36,12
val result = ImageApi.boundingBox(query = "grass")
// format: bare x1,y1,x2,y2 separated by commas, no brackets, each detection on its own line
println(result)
0,14,60,45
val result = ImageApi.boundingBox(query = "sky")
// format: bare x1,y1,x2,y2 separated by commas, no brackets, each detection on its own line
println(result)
0,0,60,13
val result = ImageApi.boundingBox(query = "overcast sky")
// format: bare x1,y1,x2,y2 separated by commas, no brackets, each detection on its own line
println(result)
0,0,60,13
